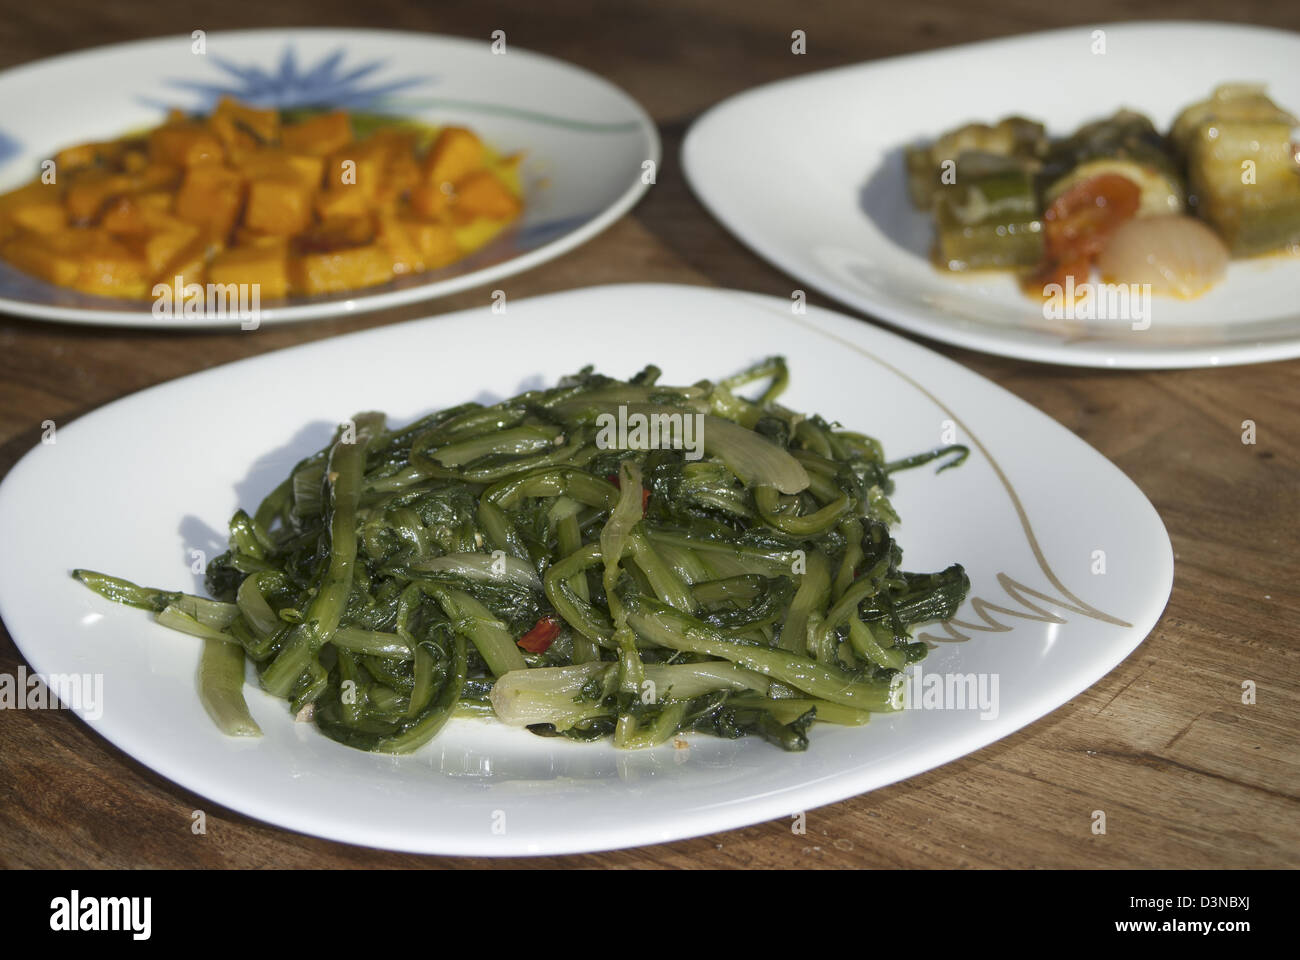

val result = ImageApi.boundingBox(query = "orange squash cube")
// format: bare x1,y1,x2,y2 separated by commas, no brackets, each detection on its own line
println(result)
134,192,176,219
379,159,419,208
6,239,78,287
54,140,124,173
0,181,60,212
209,98,281,151
149,123,224,167
297,215,375,251
208,244,290,298
314,187,371,219
281,112,353,157
369,129,419,157
144,225,201,276
127,162,184,194
64,172,134,223
152,235,207,291
139,206,193,235
121,150,149,174
403,219,461,269
10,202,66,235
4,229,149,297
232,229,291,249
100,197,150,235
244,178,313,235
451,171,521,222
0,183,62,242
365,130,420,207
1,234,84,287
291,244,393,294
325,138,391,198
232,150,324,193
409,182,451,220
422,127,484,187
102,193,177,236
374,215,421,273
175,164,245,239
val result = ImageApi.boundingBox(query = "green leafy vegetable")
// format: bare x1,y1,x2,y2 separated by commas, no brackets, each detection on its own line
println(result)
74,360,968,753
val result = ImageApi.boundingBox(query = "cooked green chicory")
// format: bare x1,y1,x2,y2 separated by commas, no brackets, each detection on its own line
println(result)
75,359,969,753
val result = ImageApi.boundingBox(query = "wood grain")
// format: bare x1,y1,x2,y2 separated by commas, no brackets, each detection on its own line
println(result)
0,0,1296,869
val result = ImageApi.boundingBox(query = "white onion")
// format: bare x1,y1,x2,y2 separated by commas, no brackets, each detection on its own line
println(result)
702,415,809,494
1097,215,1230,299
490,662,611,727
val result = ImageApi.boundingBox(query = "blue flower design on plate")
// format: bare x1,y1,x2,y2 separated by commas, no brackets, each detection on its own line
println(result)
0,129,22,167
147,46,431,112
144,44,642,133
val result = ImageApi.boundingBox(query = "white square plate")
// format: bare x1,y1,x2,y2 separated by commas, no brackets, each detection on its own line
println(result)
0,285,1173,855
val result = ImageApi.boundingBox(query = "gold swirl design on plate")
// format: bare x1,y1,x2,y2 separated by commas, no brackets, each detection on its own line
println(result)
781,307,1133,642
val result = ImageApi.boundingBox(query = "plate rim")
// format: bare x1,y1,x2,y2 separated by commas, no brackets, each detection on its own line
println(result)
681,19,1300,370
0,283,1175,856
0,27,661,329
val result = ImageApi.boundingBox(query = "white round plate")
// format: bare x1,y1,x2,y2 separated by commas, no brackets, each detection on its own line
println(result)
0,284,1173,856
0,29,658,328
683,22,1300,369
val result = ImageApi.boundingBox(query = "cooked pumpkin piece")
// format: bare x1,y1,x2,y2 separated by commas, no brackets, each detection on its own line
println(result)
292,244,394,294
314,186,371,219
144,225,201,277
297,214,375,251
127,163,184,195
422,127,485,186
452,170,522,222
280,111,353,156
54,140,128,174
409,182,451,220
64,172,135,223
209,244,291,298
0,183,62,243
101,194,178,236
4,229,149,297
231,150,324,194
370,130,421,207
405,219,462,270
10,202,66,235
149,122,225,168
244,178,314,236
373,215,421,273
325,138,391,198
209,97,281,151
154,234,209,289
175,164,245,239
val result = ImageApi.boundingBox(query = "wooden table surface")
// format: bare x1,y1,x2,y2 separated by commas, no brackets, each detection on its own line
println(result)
1,0,1296,869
